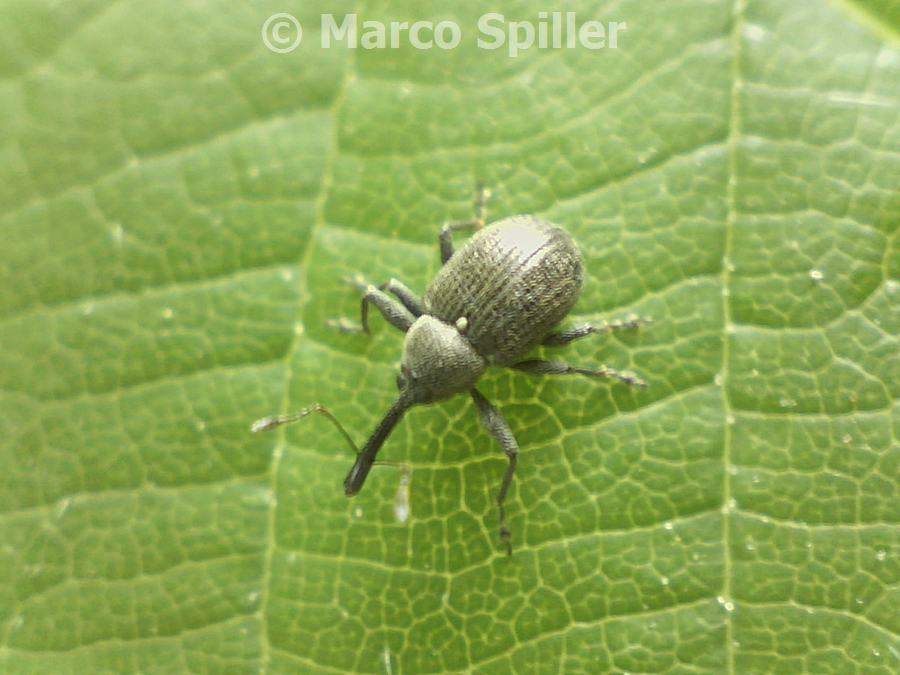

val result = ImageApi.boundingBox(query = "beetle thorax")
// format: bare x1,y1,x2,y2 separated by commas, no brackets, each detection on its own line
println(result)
399,315,486,404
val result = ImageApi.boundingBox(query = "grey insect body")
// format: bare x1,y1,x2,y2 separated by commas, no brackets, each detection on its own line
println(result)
424,216,583,366
253,190,648,555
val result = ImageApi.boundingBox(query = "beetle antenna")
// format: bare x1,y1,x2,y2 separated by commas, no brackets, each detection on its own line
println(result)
251,404,359,456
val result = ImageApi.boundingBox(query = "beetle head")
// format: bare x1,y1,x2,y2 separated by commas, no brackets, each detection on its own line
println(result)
399,315,486,405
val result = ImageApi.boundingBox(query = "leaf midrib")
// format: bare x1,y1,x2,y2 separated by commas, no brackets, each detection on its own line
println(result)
722,0,747,673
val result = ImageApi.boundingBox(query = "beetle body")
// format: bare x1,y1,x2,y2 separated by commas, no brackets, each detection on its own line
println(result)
424,215,584,367
253,193,648,554
399,215,584,408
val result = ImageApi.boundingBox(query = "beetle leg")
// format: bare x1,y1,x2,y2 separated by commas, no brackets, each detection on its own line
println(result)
327,317,365,333
470,388,518,556
473,180,489,223
379,278,425,317
337,276,417,334
438,184,491,264
359,286,417,334
542,315,652,346
439,219,483,265
512,359,646,387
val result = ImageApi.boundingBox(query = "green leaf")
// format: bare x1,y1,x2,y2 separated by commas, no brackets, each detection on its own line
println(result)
0,0,898,673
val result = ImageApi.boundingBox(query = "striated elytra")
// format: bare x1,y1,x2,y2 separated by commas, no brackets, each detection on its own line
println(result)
253,190,649,554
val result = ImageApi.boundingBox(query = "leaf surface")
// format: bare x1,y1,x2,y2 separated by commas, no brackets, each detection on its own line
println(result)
0,0,898,673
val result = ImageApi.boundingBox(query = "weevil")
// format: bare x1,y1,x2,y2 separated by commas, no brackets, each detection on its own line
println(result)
253,187,649,554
